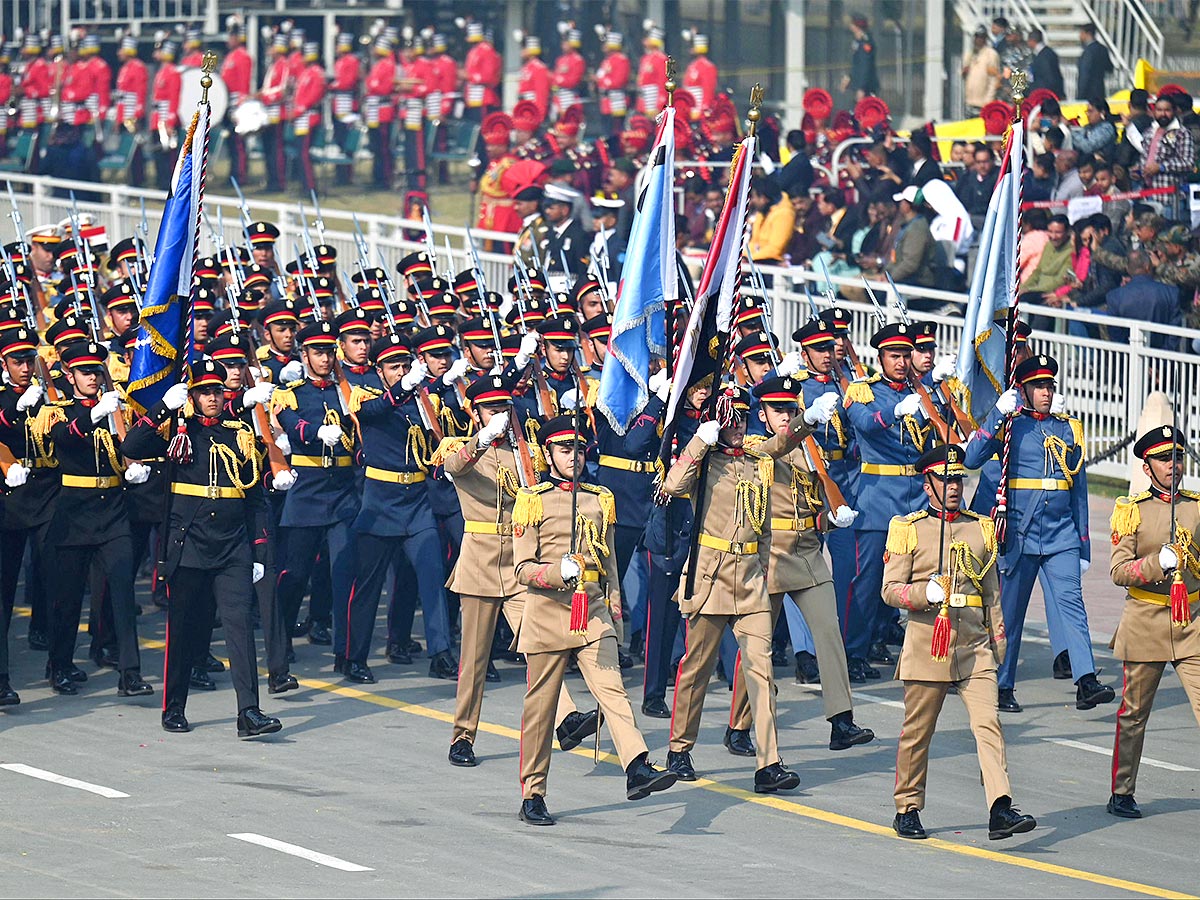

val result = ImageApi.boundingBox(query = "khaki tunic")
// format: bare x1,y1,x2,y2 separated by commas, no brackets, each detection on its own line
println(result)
442,434,522,598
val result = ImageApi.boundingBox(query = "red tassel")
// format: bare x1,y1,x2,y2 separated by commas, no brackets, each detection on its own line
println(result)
930,603,952,662
569,588,589,635
1170,571,1192,627
167,421,192,464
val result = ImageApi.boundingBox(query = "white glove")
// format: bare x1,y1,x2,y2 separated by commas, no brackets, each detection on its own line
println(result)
559,388,579,411
830,505,858,528
648,368,670,401
248,366,268,383
514,332,540,370
123,462,150,484
242,382,275,408
893,393,922,419
15,381,43,412
1050,393,1065,415
477,413,508,445
272,469,297,491
400,360,429,392
442,357,472,385
931,355,956,384
995,388,1020,416
4,463,29,488
279,361,304,383
926,575,946,606
162,382,189,411
91,390,121,424
1080,558,1091,576
252,563,265,584
316,423,343,447
803,391,840,426
1159,544,1178,571
776,350,804,378
696,420,721,446
274,431,292,456
560,554,582,583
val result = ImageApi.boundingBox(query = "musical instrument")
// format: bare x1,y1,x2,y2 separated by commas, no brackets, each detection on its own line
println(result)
180,66,229,124
233,98,267,134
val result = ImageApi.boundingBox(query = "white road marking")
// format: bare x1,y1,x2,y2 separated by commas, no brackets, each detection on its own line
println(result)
850,690,906,709
227,833,373,872
1043,738,1198,772
0,763,129,798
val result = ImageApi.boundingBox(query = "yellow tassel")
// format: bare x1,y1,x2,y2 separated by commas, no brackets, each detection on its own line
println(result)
430,436,469,466
1109,496,1141,539
271,387,297,412
978,515,997,556
1068,416,1085,448
512,487,545,528
886,516,918,556
597,486,616,526
225,421,256,460
31,403,66,438
743,434,767,449
844,380,875,405
348,385,381,414
586,377,599,408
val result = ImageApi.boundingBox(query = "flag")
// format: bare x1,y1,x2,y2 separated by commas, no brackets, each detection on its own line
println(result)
952,120,1023,428
597,107,677,434
128,99,211,412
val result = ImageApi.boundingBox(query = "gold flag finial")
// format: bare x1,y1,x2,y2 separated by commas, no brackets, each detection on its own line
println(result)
1009,70,1027,120
747,83,764,136
200,51,218,102
665,56,677,107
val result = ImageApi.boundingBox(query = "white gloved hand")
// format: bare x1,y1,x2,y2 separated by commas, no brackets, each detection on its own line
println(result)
162,382,189,411
272,469,297,491
926,575,946,606
1159,544,1178,571
995,388,1021,416
830,505,858,528
123,462,150,484
1050,393,1065,415
316,423,343,447
803,391,840,426
279,361,304,384
274,431,292,456
242,382,275,408
15,381,43,412
90,390,122,424
696,420,721,446
400,360,429,392
1080,558,1091,576
514,332,540,370
893,393,922,419
559,388,579,411
560,554,582,582
776,350,804,378
477,413,508,445
931,355,957,384
252,563,265,583
247,366,268,383
442,357,472,385
648,368,670,401
4,463,29,488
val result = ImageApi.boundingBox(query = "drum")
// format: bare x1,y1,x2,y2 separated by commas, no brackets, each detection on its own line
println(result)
179,66,229,124
233,99,268,135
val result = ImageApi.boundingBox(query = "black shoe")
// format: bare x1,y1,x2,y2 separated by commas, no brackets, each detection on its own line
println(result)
1076,673,1116,710
518,796,555,826
795,650,821,684
893,808,927,839
868,641,896,665
1107,792,1143,819
771,646,789,668
988,797,1037,839
428,650,459,681
449,738,477,767
118,669,154,697
406,639,423,655
847,657,878,683
333,654,346,675
997,688,1022,712
205,652,226,673
291,617,312,639
626,754,678,800
161,708,191,733
28,628,48,651
62,662,88,683
237,707,282,738
90,645,120,669
666,750,697,781
0,679,20,706
268,672,299,695
617,647,634,670
189,667,216,691
723,726,756,757
829,712,875,751
307,622,332,646
49,668,78,695
556,709,599,751
485,660,501,683
1052,649,1073,680
754,762,801,793
641,697,671,719
344,661,376,684
386,643,412,665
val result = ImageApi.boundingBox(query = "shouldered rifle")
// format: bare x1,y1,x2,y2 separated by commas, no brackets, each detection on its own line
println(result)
374,261,443,441
464,226,491,295
309,188,326,244
137,197,153,268
6,182,45,328
0,242,58,401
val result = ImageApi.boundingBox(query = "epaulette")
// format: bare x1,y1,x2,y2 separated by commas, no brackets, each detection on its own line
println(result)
271,383,300,412
430,435,469,466
31,399,70,437
1054,413,1085,447
1181,489,1200,502
348,383,382,414
977,514,997,555
745,446,775,487
222,418,257,458
1110,491,1150,538
844,374,880,406
580,482,617,525
585,377,599,409
958,508,982,519
255,345,272,361
884,510,926,557
743,433,768,449
512,481,554,528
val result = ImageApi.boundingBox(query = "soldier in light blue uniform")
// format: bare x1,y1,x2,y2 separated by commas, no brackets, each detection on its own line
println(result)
963,353,1115,713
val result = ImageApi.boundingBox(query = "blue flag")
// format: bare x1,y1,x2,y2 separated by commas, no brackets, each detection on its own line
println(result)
128,101,210,412
597,107,677,434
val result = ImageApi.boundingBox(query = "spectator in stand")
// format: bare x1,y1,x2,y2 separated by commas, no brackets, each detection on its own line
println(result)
1073,213,1123,312
887,185,937,290
1027,28,1065,99
816,186,859,256
1043,125,1066,154
1168,92,1200,170
1105,250,1182,350
1093,209,1165,275
1086,163,1130,233
1142,95,1195,220
775,130,814,198
962,27,1001,116
906,131,942,188
1076,24,1112,101
844,142,904,203
1023,152,1057,204
1053,149,1085,202
949,141,970,165
1071,98,1117,163
1031,97,1073,154
786,190,822,264
1017,208,1051,286
1020,213,1077,330
999,26,1032,102
1076,154,1097,192
1115,89,1153,183
691,183,724,249
855,196,900,282
990,16,1009,53
747,175,795,275
1147,225,1200,324
954,142,999,228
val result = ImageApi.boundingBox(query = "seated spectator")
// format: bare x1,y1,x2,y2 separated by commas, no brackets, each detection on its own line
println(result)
689,184,724,249
1086,163,1129,233
1092,209,1165,273
1073,213,1122,310
747,175,795,273
906,130,942,187
1147,225,1200,325
1043,125,1066,153
1019,212,1076,329
886,185,937,290
844,142,904,203
1052,149,1084,201
1018,208,1051,285
813,188,869,281
954,142,999,227
1031,97,1073,154
786,190,823,264
855,196,900,279
1023,152,1056,204
1105,249,1182,349
1076,154,1097,191
775,130,814,198
949,140,970,164
1071,97,1118,163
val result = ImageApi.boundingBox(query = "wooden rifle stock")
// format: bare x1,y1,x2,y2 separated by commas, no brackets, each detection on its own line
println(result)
803,434,847,510
509,409,539,487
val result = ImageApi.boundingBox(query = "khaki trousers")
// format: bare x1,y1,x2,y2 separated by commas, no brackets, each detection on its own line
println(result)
670,610,779,769
1112,656,1200,795
894,674,1011,813
452,593,577,745
519,635,647,800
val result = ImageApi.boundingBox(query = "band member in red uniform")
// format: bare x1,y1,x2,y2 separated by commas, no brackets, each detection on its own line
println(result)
595,31,630,136
150,41,181,191
683,33,717,120
462,21,501,122
291,42,325,193
80,34,110,135
330,32,360,185
399,37,431,193
221,25,252,185
180,29,204,68
636,26,668,115
517,36,551,124
259,33,290,192
364,34,396,189
553,25,585,118
19,34,52,133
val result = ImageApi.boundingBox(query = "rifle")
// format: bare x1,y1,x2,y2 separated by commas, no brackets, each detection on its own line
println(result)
0,241,58,402
815,255,867,379
802,279,850,393
5,181,45,329
137,197,155,268
510,263,556,418
373,257,443,441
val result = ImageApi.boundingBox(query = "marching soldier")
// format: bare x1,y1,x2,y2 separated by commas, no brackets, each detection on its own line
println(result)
963,354,1114,713
552,25,585,118
221,26,252,185
637,25,668,115
883,443,1036,841
330,32,360,186
595,31,630,136
512,415,677,826
150,41,181,191
1106,426,1200,819
80,34,110,135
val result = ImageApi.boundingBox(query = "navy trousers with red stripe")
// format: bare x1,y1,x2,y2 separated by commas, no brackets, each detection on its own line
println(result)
278,522,355,659
840,529,887,662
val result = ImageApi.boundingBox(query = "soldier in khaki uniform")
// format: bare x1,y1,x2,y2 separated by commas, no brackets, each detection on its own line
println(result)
439,376,592,768
663,385,802,794
724,377,875,754
1107,425,1200,819
512,415,676,826
883,443,1036,841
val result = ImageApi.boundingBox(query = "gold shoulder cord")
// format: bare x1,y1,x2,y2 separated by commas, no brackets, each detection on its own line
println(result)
211,436,261,491
1174,525,1200,578
1044,434,1082,487
94,427,124,474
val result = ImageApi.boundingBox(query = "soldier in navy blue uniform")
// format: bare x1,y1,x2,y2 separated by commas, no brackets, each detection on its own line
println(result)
511,316,582,411
247,221,285,300
842,322,929,682
257,299,301,383
732,331,779,438
963,354,1115,713
124,360,281,737
335,308,379,389
457,316,501,380
345,333,456,683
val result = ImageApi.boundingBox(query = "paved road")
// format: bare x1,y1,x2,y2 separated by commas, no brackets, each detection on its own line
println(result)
1,497,1197,899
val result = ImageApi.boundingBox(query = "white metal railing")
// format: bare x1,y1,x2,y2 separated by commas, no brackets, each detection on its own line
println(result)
60,0,217,36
